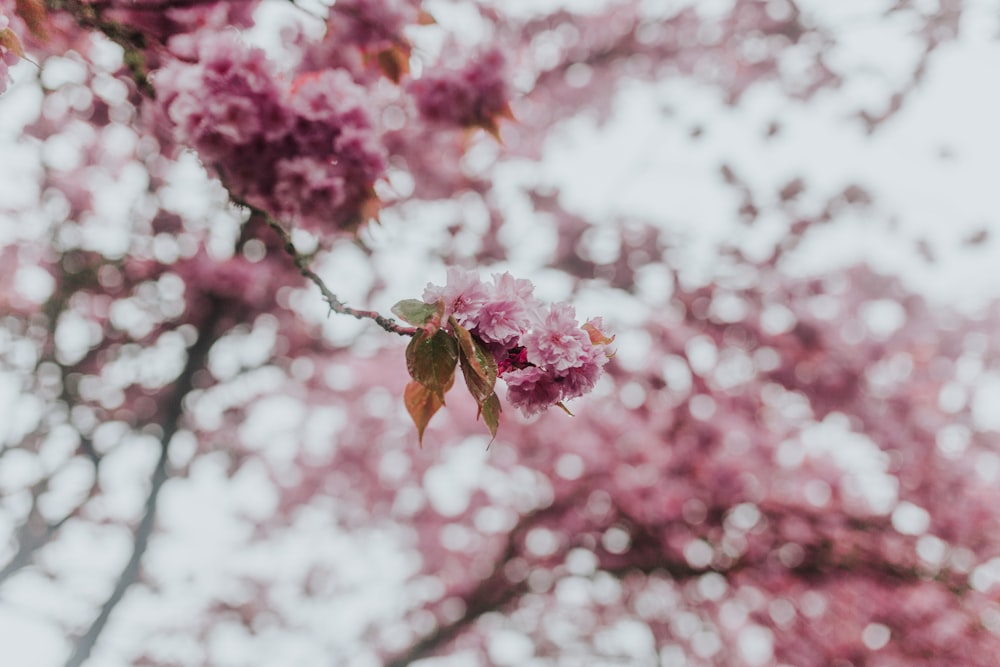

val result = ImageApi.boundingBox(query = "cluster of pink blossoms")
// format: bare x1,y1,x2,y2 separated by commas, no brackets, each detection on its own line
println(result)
409,48,511,135
423,268,613,417
154,33,386,232
327,0,417,53
0,10,21,96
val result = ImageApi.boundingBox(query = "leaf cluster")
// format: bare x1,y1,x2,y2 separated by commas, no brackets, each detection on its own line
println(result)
392,300,501,446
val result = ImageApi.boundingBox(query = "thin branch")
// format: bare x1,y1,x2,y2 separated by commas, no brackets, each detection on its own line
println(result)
46,3,412,337
0,476,96,586
61,308,221,667
382,545,525,667
383,577,524,667
0,508,81,583
236,199,417,337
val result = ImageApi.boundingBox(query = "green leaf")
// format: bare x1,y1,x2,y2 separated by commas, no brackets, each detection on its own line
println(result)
452,319,497,405
404,380,443,447
405,329,458,400
480,392,501,445
391,299,440,327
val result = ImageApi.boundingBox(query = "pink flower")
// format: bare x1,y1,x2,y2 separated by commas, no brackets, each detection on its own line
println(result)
555,343,610,400
475,272,538,345
157,33,289,159
410,49,510,132
334,123,387,181
503,366,563,417
272,157,348,229
329,0,416,50
422,267,491,326
288,69,369,126
504,339,607,416
422,268,612,417
155,34,385,234
521,303,592,372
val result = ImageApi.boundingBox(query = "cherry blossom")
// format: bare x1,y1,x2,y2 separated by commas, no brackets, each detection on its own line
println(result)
419,269,613,418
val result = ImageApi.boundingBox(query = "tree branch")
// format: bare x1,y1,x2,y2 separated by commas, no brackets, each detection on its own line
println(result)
383,492,976,666
236,199,417,338
0,476,95,586
382,545,525,667
381,493,589,667
61,308,221,667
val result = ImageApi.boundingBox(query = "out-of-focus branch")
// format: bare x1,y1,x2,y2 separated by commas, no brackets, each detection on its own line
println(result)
61,307,221,667
602,504,972,596
0,255,100,584
385,493,975,667
0,484,85,585
382,493,588,667
236,200,417,338
44,0,154,95
0,416,113,584
382,541,525,667
382,567,525,667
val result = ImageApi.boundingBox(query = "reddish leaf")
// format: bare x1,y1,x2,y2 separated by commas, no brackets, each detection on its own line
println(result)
480,392,501,445
478,102,514,142
359,191,382,228
404,380,443,447
375,46,411,84
14,0,49,40
582,321,615,347
452,319,497,405
405,329,458,400
0,28,25,59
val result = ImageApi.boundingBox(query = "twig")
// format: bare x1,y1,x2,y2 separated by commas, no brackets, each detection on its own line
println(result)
46,3,411,337
0,474,96,586
236,199,417,338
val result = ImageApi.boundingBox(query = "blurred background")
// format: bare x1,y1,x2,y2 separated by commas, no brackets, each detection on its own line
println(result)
2,0,1000,665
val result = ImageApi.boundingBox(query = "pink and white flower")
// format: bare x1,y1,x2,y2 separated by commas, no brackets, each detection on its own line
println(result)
422,269,613,417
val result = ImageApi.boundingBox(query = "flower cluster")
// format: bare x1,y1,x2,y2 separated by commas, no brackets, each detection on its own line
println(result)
328,0,418,53
409,49,511,136
0,10,23,96
423,268,613,417
155,33,386,233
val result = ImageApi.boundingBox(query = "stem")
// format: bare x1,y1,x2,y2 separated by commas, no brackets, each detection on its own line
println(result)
237,199,417,337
